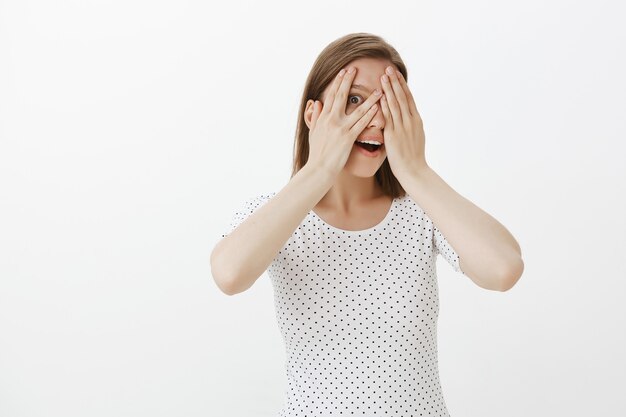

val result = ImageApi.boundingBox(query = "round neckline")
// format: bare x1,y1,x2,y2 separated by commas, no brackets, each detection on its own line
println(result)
310,197,397,234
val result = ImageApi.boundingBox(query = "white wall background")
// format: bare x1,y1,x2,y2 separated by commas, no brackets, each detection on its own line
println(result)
1,0,625,416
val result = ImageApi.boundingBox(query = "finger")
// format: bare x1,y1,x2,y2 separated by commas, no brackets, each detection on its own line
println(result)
379,94,393,130
381,73,402,126
395,70,418,117
387,68,411,123
348,102,379,137
346,88,382,128
331,66,356,116
322,68,347,115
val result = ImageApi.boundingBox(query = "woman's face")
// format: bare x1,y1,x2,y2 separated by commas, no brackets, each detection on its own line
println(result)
321,57,394,178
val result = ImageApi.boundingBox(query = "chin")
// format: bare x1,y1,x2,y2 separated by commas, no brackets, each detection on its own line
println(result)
347,169,378,178
344,153,386,177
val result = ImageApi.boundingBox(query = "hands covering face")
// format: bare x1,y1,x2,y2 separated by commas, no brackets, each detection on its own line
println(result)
378,65,429,178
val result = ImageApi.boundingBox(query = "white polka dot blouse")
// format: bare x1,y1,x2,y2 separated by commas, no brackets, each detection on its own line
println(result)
221,191,465,417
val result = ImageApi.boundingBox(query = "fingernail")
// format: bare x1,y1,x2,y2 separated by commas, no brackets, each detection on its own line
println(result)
382,74,389,83
348,66,355,73
386,66,394,75
339,69,346,76
373,89,381,95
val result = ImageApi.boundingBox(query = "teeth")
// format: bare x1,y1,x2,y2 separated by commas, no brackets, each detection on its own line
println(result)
356,140,382,145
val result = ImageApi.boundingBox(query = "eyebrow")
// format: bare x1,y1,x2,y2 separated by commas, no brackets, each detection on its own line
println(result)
350,84,373,94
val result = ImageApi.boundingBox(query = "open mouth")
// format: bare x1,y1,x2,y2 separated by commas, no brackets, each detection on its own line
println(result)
355,142,383,152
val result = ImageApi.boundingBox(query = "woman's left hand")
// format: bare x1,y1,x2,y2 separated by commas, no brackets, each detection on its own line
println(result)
379,66,429,179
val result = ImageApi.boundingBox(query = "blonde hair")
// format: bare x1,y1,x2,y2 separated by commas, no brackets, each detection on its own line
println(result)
290,32,409,198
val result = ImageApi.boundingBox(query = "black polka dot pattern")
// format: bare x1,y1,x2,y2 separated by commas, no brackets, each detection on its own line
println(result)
221,191,465,416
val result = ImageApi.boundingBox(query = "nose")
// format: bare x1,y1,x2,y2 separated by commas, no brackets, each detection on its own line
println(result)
367,105,385,129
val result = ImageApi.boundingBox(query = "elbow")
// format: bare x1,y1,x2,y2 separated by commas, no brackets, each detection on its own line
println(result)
212,271,237,296
498,257,524,292
211,263,235,296
210,240,256,296
210,243,238,296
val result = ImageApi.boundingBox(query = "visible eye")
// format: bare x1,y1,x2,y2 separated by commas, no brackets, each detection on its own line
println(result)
348,94,363,105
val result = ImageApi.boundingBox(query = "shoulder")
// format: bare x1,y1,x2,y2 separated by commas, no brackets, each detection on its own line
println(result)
238,190,277,213
221,190,277,239
241,190,276,206
396,193,427,218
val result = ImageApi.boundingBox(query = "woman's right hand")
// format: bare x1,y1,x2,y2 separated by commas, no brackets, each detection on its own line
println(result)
306,66,382,177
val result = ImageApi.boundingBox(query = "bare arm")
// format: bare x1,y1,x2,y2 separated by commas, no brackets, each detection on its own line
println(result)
210,163,334,295
400,165,524,292
212,65,382,295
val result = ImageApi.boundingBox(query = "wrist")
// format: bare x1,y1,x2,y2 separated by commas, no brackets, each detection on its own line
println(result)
394,161,430,182
302,162,336,185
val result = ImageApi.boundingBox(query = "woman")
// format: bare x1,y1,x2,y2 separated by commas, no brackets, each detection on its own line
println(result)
211,32,524,417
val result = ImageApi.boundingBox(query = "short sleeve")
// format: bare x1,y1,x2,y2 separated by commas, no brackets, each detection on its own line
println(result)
220,192,276,239
433,224,465,275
